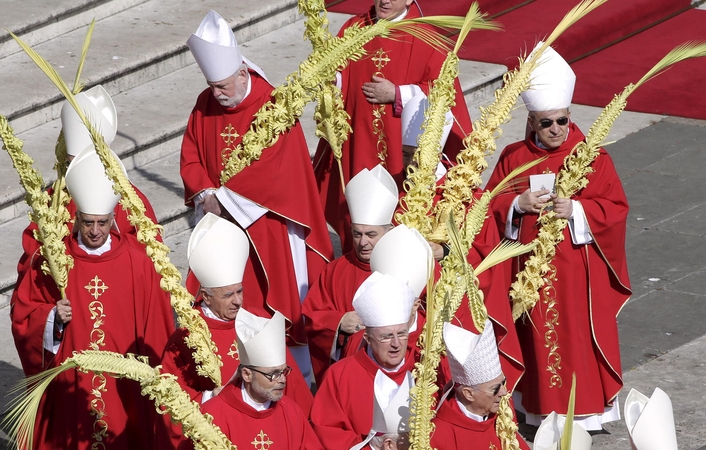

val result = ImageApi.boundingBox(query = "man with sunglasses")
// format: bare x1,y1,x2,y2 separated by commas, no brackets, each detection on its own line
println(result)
485,44,631,431
431,321,529,449
310,272,419,449
177,310,323,450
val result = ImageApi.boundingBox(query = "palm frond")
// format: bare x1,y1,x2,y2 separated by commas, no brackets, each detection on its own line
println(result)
488,157,547,197
453,3,501,54
474,240,535,276
543,0,608,49
73,19,96,94
634,41,706,90
561,373,578,450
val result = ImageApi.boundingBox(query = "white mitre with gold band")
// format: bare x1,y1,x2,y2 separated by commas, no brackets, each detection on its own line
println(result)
443,320,501,386
188,212,250,288
61,85,118,157
236,308,286,367
345,165,398,226
533,411,592,450
625,387,678,450
187,10,267,83
353,272,415,328
65,146,122,215
401,92,454,149
521,42,576,112
370,224,432,297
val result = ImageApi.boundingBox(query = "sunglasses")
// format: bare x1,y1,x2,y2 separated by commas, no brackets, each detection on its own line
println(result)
536,116,569,128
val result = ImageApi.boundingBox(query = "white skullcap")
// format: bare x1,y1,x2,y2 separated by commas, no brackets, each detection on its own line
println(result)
521,42,576,112
61,85,118,157
353,272,416,328
65,146,122,215
188,212,250,288
625,388,678,450
401,93,454,149
370,224,432,297
534,411,593,450
443,320,502,386
345,165,398,226
236,309,286,368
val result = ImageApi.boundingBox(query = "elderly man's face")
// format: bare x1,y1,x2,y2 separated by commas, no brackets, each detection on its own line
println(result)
242,363,289,403
201,283,244,321
77,212,114,249
365,323,409,370
528,109,571,150
402,145,417,173
374,0,414,20
208,68,249,108
463,374,508,417
352,223,390,263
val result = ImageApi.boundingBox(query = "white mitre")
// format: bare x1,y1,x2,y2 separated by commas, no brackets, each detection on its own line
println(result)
188,212,250,288
625,387,678,450
520,42,576,112
236,308,286,368
401,92,454,149
353,272,415,328
345,165,398,226
443,320,501,386
61,85,118,157
534,411,593,450
65,146,122,215
370,224,432,297
187,10,267,83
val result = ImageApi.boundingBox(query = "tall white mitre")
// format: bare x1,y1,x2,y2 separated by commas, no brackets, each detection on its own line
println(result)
345,165,398,226
61,85,118,157
401,92,454,149
65,146,122,215
370,224,432,298
353,272,416,328
624,387,678,450
533,412,593,450
236,308,286,368
187,10,267,83
443,320,501,387
520,42,576,112
188,212,250,288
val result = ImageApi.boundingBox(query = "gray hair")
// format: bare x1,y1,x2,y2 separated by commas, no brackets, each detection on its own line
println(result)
370,433,400,450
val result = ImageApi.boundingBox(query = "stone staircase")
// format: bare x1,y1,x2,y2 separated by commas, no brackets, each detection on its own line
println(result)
0,0,507,304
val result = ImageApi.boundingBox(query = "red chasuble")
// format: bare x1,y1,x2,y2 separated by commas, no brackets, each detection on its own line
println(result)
430,397,530,450
310,347,418,449
485,123,632,417
177,381,323,450
180,71,333,345
158,304,314,449
11,231,175,449
301,250,371,384
313,3,473,253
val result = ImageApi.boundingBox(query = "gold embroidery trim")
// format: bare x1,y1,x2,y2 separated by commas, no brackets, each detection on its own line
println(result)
252,430,273,449
87,284,109,447
227,340,239,360
371,48,390,164
85,276,108,300
542,265,562,388
221,123,240,164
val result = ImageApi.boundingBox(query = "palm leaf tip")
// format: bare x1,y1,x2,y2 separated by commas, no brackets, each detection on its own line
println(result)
453,3,502,54
634,41,706,90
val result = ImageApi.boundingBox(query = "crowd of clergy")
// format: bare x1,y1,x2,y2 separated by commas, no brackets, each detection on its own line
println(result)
8,1,677,449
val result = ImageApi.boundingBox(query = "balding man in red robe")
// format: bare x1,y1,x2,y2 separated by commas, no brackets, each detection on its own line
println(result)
302,165,397,384
180,10,333,382
313,0,473,254
11,149,174,450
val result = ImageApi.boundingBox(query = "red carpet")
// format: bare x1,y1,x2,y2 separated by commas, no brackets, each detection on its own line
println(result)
572,9,706,119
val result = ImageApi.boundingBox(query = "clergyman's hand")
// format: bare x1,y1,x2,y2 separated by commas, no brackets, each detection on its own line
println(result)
340,311,365,335
202,193,222,217
55,298,72,324
362,76,396,104
518,188,550,215
551,195,573,219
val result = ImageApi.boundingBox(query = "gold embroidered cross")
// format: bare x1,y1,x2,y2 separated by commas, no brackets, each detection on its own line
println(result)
251,430,273,450
221,124,240,147
372,48,390,71
85,276,108,300
227,341,239,360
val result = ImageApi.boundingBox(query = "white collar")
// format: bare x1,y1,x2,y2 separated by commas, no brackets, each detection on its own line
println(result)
77,233,112,256
455,397,488,422
201,304,228,322
241,384,271,411
367,346,405,373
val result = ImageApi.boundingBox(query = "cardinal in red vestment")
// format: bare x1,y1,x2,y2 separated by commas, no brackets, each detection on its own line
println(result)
313,0,473,253
485,44,631,429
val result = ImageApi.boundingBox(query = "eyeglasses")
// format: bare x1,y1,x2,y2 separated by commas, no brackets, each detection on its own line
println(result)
535,116,569,128
246,366,292,382
473,378,507,396
370,331,410,344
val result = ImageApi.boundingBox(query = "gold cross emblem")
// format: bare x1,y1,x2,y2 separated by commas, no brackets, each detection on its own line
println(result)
227,341,239,360
221,124,240,147
85,276,108,300
372,48,390,71
251,430,273,450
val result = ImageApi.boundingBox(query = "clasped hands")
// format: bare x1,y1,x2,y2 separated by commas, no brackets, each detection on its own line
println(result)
518,188,573,219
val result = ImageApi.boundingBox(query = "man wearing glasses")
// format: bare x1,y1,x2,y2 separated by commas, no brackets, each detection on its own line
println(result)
178,310,324,450
310,272,418,449
485,43,631,431
431,321,529,449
